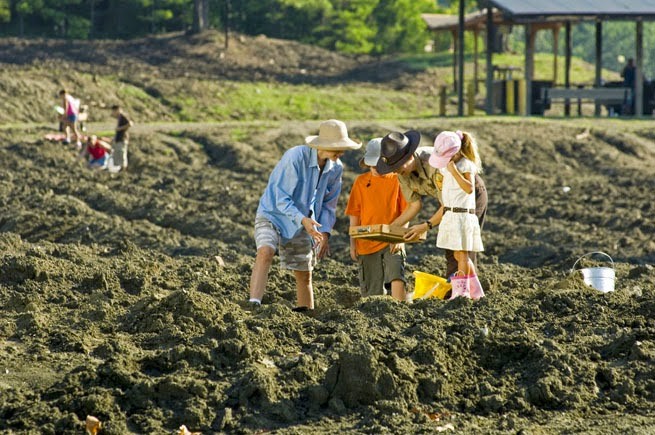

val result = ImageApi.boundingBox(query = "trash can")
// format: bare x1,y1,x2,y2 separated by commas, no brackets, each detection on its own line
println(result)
531,80,553,115
492,80,506,113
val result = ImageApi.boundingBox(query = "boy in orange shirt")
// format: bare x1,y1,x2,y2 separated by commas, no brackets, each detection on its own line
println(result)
346,138,409,301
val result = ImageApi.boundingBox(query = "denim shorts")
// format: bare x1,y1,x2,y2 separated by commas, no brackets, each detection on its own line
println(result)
89,156,107,167
254,215,316,271
67,114,78,123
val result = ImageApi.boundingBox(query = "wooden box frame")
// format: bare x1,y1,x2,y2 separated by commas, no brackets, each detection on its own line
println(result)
349,224,426,243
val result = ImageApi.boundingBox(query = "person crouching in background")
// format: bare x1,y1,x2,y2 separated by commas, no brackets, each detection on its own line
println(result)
80,135,112,170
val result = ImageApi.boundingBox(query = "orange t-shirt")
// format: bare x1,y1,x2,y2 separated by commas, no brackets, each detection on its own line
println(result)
345,171,408,255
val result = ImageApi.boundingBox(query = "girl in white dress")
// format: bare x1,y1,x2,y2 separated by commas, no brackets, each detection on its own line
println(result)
428,130,484,299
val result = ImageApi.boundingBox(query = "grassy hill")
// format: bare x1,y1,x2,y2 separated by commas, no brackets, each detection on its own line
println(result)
0,31,622,126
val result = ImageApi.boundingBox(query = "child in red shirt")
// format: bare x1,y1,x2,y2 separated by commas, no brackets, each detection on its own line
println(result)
346,138,409,301
80,135,112,169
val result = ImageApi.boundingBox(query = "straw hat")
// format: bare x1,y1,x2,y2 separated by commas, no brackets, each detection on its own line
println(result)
305,119,361,151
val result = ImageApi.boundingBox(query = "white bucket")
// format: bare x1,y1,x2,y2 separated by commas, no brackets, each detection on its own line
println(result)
571,251,615,293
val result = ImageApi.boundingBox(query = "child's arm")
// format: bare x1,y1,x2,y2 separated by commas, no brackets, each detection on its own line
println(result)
431,205,445,226
97,139,113,152
447,161,474,194
117,117,133,132
348,215,360,261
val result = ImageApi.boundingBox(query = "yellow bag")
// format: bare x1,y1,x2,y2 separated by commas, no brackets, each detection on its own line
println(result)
412,271,452,300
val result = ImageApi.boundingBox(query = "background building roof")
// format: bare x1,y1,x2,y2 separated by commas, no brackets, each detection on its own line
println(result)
485,0,655,21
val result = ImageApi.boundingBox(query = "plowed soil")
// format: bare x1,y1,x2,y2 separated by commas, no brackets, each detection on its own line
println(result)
1,34,655,435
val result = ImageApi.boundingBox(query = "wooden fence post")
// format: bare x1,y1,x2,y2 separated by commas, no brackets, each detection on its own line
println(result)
467,82,475,116
506,80,515,115
439,86,447,116
517,79,526,115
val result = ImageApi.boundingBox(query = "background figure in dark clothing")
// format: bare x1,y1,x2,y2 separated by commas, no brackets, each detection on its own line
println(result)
621,58,636,115
111,105,133,171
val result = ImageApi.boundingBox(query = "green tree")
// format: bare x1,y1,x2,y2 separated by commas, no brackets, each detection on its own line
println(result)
316,0,377,53
371,0,437,54
229,0,331,42
0,0,10,23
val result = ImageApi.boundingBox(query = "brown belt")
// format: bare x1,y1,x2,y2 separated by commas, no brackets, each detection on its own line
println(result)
444,207,475,214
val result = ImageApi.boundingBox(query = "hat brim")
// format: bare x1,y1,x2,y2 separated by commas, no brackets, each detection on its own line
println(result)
428,153,453,169
305,135,362,151
375,130,421,175
359,155,379,169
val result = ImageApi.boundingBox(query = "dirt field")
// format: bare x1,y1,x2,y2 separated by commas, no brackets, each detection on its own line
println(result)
1,34,655,434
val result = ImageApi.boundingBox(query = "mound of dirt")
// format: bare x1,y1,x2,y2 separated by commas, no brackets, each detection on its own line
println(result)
1,117,655,433
0,31,426,87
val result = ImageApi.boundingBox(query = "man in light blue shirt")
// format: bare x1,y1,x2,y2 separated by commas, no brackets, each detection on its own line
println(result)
249,120,361,311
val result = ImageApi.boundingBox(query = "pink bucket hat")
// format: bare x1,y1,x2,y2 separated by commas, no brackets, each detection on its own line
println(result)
429,131,462,169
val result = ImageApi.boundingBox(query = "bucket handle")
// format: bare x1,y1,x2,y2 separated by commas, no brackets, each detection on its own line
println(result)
571,251,614,274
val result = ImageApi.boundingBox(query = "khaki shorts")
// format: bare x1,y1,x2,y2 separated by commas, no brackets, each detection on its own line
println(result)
358,246,406,297
254,215,316,271
113,140,128,167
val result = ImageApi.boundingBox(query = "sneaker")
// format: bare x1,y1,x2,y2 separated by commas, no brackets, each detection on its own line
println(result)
292,306,314,313
238,300,262,312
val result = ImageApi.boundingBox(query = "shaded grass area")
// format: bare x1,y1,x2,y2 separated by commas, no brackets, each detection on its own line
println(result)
398,52,621,85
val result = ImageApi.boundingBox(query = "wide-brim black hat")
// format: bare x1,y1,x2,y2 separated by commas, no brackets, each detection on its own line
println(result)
375,130,422,175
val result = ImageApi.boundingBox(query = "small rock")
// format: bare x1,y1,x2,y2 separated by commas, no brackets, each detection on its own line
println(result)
179,425,201,435
628,264,653,279
85,416,101,435
215,256,226,267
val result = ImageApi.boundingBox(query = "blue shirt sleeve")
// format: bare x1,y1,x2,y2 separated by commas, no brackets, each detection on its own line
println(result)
271,151,307,229
316,164,342,233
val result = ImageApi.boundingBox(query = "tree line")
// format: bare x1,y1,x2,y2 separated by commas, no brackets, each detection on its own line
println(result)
0,0,650,74
0,0,446,55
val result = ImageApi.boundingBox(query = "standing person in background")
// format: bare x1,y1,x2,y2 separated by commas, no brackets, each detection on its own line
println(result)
346,138,409,301
376,130,487,280
59,89,82,148
621,58,636,115
248,120,361,312
111,105,133,171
